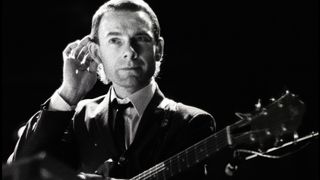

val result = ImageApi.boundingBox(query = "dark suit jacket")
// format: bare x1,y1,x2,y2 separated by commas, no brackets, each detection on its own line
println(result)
11,86,216,179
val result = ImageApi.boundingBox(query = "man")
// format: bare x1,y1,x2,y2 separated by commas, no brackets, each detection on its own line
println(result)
8,0,215,179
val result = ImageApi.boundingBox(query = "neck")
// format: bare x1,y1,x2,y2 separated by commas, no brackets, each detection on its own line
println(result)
112,80,152,99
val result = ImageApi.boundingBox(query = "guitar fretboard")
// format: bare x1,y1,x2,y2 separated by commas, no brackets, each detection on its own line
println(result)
130,128,229,180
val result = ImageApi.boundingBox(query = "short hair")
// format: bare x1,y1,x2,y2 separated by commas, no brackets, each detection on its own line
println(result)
90,0,161,44
90,0,163,84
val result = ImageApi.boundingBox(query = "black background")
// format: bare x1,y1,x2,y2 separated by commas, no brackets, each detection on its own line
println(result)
1,0,319,179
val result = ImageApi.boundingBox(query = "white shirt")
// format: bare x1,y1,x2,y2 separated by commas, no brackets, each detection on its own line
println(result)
49,80,157,149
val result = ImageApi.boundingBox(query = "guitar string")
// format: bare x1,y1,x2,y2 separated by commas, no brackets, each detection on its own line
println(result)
131,129,229,180
133,163,166,180
132,135,228,180
133,130,228,180
146,137,229,180
132,162,165,180
162,131,228,173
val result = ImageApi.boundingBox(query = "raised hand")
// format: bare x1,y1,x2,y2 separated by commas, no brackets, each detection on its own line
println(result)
58,35,100,105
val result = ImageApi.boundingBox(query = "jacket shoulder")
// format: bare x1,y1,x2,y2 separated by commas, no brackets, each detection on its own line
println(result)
163,98,215,128
166,99,213,121
176,102,212,118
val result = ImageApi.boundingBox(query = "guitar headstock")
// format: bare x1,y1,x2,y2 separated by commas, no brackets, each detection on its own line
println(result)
229,91,305,151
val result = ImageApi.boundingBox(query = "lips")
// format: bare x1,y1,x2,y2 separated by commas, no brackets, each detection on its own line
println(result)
118,66,142,72
119,61,143,71
121,66,140,70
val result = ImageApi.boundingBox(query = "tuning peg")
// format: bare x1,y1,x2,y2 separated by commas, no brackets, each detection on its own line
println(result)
255,99,262,111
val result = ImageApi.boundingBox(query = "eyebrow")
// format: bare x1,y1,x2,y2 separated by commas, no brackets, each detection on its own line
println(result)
135,32,153,37
105,31,153,38
106,32,122,37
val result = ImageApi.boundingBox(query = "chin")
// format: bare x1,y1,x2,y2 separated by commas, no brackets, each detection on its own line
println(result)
118,76,151,89
117,77,140,86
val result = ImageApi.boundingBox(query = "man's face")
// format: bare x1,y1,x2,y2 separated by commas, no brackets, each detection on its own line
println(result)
97,10,159,92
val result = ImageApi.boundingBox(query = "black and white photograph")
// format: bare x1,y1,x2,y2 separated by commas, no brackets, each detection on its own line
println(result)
2,0,319,179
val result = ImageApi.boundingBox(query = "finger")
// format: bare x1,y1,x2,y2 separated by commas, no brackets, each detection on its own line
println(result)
88,56,99,73
73,35,91,59
87,42,102,64
78,54,98,73
63,40,79,58
77,45,89,61
77,53,90,71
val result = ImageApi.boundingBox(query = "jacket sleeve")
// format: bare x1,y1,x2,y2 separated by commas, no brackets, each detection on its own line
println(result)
8,102,79,169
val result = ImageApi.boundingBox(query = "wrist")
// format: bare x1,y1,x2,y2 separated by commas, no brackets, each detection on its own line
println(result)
58,85,84,105
49,90,76,111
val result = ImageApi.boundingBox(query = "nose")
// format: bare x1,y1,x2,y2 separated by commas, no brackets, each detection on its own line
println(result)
123,41,138,60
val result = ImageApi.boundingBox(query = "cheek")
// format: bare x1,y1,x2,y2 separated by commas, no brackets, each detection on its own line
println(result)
98,51,114,74
142,46,156,62
144,55,156,75
99,46,115,63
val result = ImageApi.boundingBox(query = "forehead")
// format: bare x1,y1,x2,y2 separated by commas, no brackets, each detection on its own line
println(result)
98,10,153,37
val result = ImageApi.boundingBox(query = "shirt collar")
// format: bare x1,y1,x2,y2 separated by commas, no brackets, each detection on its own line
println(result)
110,80,157,117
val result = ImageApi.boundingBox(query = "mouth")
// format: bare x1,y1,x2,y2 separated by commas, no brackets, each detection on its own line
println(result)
120,66,141,70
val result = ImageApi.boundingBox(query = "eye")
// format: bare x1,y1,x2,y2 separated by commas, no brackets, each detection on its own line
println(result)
135,35,152,43
108,38,122,45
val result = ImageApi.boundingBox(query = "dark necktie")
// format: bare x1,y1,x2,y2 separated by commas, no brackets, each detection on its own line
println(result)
112,100,131,154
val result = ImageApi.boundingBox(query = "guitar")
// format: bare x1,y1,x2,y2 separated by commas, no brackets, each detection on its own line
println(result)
125,91,305,180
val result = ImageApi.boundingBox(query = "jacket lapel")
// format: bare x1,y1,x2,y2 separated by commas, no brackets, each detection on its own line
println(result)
82,86,169,159
126,87,166,152
86,93,119,157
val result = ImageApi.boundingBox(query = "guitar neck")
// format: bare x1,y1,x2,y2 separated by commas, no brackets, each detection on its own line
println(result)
130,128,230,180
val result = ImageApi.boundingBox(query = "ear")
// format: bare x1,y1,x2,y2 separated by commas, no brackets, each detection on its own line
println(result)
88,42,102,64
155,37,164,61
